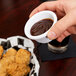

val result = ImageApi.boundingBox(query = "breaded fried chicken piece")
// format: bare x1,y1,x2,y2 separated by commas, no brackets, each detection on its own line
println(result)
0,48,31,76
7,63,17,75
0,72,7,76
0,73,7,76
16,49,31,64
0,55,16,76
0,61,7,76
0,56,16,76
0,46,3,59
3,48,17,57
9,64,30,76
0,56,15,66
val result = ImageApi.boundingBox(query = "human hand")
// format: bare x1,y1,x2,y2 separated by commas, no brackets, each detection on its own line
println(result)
29,0,76,42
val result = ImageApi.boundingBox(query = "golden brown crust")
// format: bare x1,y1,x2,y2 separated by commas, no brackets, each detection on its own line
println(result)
7,63,18,75
0,46,4,59
16,49,31,64
3,48,17,57
9,64,30,76
0,48,31,76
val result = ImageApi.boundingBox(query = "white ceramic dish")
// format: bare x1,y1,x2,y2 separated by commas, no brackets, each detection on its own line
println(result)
24,10,57,43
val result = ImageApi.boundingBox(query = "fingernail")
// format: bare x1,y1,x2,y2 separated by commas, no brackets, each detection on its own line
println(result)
48,31,56,40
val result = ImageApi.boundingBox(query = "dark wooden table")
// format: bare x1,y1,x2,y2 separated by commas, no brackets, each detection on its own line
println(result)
0,0,76,76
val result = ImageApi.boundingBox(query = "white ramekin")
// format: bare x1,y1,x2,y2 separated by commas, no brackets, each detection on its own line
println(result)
24,10,57,43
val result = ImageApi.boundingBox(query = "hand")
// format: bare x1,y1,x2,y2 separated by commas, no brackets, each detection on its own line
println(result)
29,0,76,42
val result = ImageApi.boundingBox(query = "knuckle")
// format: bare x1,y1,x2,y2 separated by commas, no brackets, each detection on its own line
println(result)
58,1,64,7
41,2,47,6
57,0,66,10
39,2,47,8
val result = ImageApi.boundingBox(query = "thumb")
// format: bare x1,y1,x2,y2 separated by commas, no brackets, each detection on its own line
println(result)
47,13,75,40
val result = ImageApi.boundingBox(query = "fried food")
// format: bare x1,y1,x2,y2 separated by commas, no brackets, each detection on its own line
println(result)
0,48,31,76
0,46,3,59
0,61,7,76
8,64,30,76
16,49,31,64
7,63,18,75
0,56,15,66
0,72,7,76
3,48,17,57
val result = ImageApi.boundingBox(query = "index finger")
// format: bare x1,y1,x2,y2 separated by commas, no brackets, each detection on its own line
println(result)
29,1,58,17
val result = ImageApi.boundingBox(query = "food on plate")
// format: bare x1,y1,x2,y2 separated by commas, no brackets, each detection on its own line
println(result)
0,48,31,76
3,48,17,57
7,64,30,76
16,48,31,64
0,46,3,59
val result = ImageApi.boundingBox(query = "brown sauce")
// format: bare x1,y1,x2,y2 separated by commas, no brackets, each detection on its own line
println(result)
31,18,53,36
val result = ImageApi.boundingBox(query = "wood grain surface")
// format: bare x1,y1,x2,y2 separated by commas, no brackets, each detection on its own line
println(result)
0,0,76,76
